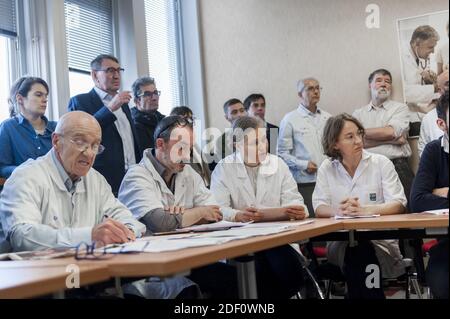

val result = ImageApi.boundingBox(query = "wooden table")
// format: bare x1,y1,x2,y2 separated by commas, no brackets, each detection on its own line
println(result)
0,219,341,299
0,263,109,299
341,213,449,230
0,214,447,299
97,218,341,278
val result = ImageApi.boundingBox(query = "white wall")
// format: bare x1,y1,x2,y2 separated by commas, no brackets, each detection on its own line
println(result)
197,0,449,130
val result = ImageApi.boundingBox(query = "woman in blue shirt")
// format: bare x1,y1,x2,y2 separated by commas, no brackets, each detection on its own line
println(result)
0,77,57,178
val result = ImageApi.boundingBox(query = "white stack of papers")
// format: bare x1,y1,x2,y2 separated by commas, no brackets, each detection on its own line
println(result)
335,214,380,220
105,219,315,254
422,209,449,215
180,220,252,231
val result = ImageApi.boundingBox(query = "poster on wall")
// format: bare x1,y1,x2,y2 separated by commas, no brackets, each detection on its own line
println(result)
397,10,448,127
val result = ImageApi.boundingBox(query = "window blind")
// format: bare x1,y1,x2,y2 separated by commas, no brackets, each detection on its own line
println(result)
64,0,114,73
145,0,184,110
0,0,17,37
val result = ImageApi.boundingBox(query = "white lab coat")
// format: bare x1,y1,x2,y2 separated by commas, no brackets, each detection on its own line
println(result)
402,45,439,105
119,149,217,221
210,152,308,221
0,150,145,252
418,109,443,157
312,151,407,278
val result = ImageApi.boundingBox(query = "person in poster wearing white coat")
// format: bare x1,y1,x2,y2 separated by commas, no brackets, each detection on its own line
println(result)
211,116,308,299
401,25,441,115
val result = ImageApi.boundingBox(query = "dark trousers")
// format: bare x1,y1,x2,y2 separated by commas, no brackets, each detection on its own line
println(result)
255,245,305,299
188,263,239,299
343,241,385,299
426,239,449,299
188,245,304,299
391,157,415,208
298,182,316,217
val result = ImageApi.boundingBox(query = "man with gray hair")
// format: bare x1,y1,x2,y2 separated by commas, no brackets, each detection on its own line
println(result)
402,25,441,111
278,77,331,214
353,69,414,200
68,54,141,196
131,76,165,151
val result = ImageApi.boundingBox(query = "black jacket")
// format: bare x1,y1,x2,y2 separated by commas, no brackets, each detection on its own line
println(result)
131,107,166,151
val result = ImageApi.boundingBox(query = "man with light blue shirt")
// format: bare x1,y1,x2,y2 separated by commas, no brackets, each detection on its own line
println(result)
278,77,332,214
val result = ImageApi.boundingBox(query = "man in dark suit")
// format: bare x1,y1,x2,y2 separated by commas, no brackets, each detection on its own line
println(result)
244,93,279,153
68,54,141,196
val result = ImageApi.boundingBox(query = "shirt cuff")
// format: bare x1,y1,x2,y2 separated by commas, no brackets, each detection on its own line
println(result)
71,227,93,245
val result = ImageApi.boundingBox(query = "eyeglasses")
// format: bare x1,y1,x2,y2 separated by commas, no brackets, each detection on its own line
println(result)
61,136,105,155
75,241,111,260
305,86,323,92
94,67,125,75
155,116,193,139
340,130,365,144
138,90,161,98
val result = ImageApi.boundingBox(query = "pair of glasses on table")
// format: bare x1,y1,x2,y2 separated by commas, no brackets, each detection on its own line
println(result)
74,242,123,260
74,241,150,260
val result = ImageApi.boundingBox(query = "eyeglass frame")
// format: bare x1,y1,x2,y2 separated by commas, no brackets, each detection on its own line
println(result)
304,85,323,93
137,90,161,98
59,135,106,155
339,128,365,144
75,241,110,260
154,116,194,141
94,67,125,75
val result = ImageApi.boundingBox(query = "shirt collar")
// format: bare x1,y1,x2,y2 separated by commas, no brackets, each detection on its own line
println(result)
232,152,277,177
331,149,371,167
368,100,390,111
94,86,113,102
50,148,81,192
147,149,178,192
298,104,321,116
17,113,52,132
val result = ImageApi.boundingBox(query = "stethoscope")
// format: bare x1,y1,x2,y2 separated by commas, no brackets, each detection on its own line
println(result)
413,47,430,85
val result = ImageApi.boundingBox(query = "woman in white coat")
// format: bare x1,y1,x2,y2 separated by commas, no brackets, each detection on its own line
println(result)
312,113,408,299
211,116,308,299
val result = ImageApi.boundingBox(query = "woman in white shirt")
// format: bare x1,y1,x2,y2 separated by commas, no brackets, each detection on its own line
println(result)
211,116,308,299
312,113,408,299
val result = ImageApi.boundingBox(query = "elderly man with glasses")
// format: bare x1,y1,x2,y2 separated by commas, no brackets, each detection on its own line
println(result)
68,54,142,196
278,77,332,215
0,111,145,253
130,76,166,152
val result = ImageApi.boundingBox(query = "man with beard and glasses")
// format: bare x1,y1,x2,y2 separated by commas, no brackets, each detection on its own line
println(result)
353,69,414,201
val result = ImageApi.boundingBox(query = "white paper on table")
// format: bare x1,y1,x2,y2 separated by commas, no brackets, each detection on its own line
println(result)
105,237,234,253
422,209,449,215
178,220,253,232
334,214,380,220
241,219,315,229
104,220,312,254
